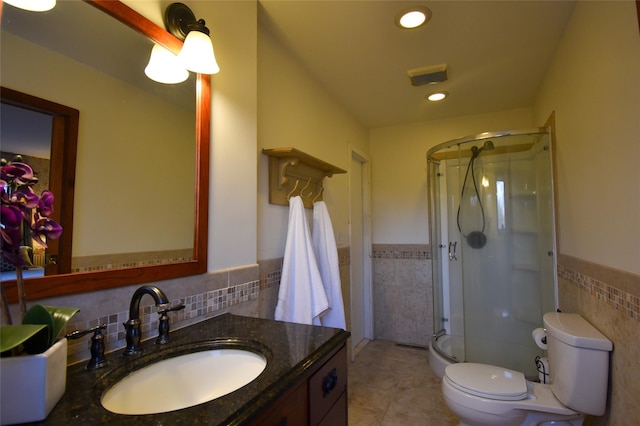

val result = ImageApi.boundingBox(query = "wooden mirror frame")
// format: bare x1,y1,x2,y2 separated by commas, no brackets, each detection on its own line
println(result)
2,0,210,302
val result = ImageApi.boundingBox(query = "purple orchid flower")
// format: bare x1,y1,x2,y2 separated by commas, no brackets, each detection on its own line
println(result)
0,163,28,182
1,162,37,186
31,216,63,247
38,190,55,217
12,187,40,210
1,227,25,266
1,204,23,230
0,160,62,267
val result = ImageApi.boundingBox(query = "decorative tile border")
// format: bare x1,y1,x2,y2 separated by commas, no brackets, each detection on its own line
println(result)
72,249,193,273
66,278,260,363
558,263,640,321
261,270,282,290
371,244,432,260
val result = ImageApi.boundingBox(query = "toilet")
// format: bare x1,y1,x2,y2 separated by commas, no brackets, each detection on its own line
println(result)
442,312,613,426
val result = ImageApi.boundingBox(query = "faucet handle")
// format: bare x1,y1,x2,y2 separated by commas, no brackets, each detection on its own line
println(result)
66,324,108,370
66,323,106,339
158,303,186,315
156,304,185,345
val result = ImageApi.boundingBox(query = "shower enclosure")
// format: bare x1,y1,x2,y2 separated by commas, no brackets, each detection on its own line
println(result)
427,128,557,378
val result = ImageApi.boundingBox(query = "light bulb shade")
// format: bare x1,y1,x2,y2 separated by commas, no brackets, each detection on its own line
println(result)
144,44,189,84
178,30,220,75
4,0,56,12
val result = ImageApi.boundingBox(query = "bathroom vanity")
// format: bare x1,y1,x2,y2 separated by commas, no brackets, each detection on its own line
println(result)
36,314,350,425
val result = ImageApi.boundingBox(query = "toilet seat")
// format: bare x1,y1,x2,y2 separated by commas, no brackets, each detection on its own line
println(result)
444,363,528,401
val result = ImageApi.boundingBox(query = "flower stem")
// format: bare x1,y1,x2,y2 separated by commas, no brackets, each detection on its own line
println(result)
0,281,12,325
16,268,27,320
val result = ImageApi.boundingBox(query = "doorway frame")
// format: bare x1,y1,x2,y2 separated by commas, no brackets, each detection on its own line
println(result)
348,145,373,358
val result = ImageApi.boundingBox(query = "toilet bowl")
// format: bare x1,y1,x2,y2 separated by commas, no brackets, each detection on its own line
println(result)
442,363,584,426
441,313,613,426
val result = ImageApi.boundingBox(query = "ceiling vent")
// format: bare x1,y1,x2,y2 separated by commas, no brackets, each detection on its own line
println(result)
407,64,448,86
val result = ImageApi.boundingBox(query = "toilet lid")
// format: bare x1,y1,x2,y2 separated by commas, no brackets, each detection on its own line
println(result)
445,363,528,401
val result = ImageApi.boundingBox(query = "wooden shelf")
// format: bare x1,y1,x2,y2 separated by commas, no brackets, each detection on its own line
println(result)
262,147,347,208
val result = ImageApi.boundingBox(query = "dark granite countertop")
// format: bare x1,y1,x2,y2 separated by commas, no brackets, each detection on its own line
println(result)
36,313,350,425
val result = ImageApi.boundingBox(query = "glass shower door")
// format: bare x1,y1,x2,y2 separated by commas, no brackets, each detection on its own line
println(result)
429,144,466,361
457,134,555,376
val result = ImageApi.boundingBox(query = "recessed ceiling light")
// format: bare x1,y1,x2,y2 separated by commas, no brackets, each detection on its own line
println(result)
426,92,448,102
396,7,432,29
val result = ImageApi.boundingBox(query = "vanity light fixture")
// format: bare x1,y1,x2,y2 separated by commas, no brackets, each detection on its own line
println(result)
3,0,55,12
164,2,220,75
396,6,431,29
426,91,448,102
144,44,190,84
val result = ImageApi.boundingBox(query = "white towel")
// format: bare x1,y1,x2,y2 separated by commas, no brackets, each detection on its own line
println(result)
312,201,346,329
275,196,329,325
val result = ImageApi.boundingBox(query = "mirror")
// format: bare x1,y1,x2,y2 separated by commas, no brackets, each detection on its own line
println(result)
1,0,210,302
1,87,79,278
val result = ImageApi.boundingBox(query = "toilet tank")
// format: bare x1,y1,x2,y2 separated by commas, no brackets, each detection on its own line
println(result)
543,312,613,416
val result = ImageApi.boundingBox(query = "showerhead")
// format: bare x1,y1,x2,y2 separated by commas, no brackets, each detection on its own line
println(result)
471,140,494,158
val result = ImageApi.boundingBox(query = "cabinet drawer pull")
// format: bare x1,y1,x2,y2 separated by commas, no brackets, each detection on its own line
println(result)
322,368,338,397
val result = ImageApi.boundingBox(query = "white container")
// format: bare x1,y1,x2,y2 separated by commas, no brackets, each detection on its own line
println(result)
0,338,67,425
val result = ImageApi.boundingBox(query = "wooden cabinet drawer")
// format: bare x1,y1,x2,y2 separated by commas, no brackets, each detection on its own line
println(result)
256,382,308,426
318,391,347,426
309,345,347,425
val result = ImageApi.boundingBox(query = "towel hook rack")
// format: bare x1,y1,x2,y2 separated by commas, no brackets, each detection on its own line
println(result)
287,180,300,200
300,177,313,199
263,147,347,208
313,185,324,203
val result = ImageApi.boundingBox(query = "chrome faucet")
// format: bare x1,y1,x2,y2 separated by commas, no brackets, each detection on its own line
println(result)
123,285,170,356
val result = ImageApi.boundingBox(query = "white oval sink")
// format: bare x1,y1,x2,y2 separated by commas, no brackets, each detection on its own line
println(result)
101,348,267,415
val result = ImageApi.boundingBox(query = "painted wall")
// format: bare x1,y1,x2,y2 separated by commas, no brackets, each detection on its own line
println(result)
202,0,259,270
256,23,369,261
369,107,533,244
533,0,640,276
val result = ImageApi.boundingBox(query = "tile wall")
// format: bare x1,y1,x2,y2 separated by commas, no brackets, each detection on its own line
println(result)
371,244,433,347
65,248,351,365
65,263,265,363
557,255,640,426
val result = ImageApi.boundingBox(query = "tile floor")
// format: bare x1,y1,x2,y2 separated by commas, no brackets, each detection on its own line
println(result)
348,340,459,425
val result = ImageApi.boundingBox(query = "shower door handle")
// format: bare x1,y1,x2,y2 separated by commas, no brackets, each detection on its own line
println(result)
448,241,458,261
